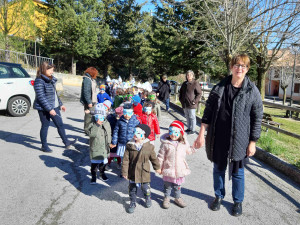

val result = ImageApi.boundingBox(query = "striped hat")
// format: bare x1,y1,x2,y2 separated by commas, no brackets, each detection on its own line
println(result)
169,120,184,136
103,100,112,109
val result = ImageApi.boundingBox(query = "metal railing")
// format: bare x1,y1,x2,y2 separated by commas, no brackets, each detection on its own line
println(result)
0,49,53,74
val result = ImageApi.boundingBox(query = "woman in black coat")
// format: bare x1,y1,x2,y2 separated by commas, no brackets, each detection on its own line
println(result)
156,75,171,112
34,62,77,152
193,54,263,216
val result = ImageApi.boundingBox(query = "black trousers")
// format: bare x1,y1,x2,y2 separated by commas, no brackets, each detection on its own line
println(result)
90,163,105,178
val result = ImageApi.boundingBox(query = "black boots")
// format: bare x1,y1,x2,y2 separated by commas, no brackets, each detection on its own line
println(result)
210,197,222,211
232,202,242,217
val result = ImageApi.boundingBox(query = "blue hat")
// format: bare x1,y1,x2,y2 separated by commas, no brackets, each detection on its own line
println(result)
132,95,141,103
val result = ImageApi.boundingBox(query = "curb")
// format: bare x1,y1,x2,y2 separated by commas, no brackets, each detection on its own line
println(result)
169,101,300,185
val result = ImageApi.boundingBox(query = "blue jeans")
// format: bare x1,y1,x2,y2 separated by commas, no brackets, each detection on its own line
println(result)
163,98,170,111
213,163,244,203
38,107,70,149
164,181,181,199
183,108,196,131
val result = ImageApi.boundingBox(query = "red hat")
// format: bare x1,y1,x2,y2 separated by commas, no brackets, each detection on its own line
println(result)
169,120,185,136
133,103,143,116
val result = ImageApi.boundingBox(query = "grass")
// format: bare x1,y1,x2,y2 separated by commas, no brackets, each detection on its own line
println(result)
170,98,300,169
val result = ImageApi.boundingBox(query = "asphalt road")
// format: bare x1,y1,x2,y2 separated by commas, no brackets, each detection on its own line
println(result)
0,86,299,225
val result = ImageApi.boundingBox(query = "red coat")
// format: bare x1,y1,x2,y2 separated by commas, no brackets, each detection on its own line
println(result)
140,113,160,141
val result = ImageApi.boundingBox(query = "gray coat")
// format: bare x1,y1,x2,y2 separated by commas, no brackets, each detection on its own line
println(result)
202,75,263,162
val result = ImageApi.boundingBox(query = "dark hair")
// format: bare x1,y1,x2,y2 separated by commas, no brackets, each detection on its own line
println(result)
116,88,124,96
84,67,98,79
166,133,185,144
143,101,156,114
36,61,55,78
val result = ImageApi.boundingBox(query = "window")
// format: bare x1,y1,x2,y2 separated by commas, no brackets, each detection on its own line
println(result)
294,83,300,93
12,67,26,78
0,66,11,79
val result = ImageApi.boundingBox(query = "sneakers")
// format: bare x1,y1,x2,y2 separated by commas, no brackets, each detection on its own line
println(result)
117,163,122,170
100,172,108,181
66,138,78,149
90,176,96,185
41,147,53,153
175,198,187,208
162,197,170,209
187,131,196,135
145,196,152,208
127,202,136,214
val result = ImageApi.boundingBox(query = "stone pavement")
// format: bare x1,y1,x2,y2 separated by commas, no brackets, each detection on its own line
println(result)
0,86,299,225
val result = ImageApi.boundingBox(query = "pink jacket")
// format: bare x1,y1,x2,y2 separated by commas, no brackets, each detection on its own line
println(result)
157,133,196,178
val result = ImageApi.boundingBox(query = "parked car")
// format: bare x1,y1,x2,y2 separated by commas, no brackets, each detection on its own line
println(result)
151,82,158,92
0,62,35,116
199,81,209,89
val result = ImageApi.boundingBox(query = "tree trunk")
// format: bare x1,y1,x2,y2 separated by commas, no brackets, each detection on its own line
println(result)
4,36,10,62
256,55,266,101
283,88,286,105
71,56,76,75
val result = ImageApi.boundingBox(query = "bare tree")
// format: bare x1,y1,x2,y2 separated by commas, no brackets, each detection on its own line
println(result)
276,64,293,105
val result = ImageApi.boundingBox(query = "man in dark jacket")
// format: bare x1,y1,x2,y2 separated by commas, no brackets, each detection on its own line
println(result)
156,75,171,112
179,70,202,134
193,54,263,217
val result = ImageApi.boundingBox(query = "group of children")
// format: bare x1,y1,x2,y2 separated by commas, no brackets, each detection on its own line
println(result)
84,83,197,214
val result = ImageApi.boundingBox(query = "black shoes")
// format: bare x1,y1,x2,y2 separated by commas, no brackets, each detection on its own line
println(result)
128,201,136,214
187,131,196,135
66,138,78,149
185,129,191,132
41,147,53,153
90,176,96,185
232,202,242,217
210,197,222,211
100,172,108,181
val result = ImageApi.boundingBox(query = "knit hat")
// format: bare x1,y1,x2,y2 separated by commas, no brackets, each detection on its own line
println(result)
100,84,106,89
123,103,132,110
132,95,141,103
103,100,112,109
115,106,123,115
133,103,143,116
136,124,151,138
169,120,184,136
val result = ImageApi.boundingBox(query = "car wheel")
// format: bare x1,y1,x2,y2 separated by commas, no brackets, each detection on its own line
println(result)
7,96,30,117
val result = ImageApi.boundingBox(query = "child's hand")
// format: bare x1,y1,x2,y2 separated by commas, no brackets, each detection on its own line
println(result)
156,169,162,175
84,109,90,114
110,144,116,148
123,175,128,180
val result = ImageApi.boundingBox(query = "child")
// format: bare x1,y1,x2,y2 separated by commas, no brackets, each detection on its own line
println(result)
132,95,143,119
110,103,140,175
140,90,148,106
107,106,123,170
97,84,112,103
122,124,161,214
157,120,196,208
113,88,124,109
140,102,160,144
148,91,161,121
85,103,112,184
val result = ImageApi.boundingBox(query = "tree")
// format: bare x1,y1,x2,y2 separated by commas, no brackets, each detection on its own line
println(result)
0,0,36,60
42,0,110,74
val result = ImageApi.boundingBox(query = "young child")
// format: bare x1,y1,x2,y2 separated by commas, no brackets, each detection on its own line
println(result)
113,88,124,109
122,124,161,214
140,90,148,106
140,102,160,144
85,103,112,184
157,120,196,208
148,91,161,121
97,84,112,103
107,106,123,170
110,103,140,175
132,95,143,119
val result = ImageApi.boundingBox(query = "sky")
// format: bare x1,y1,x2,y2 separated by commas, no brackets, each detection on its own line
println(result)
135,0,157,12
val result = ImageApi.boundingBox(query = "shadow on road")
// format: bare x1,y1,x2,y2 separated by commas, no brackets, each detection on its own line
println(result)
66,117,84,123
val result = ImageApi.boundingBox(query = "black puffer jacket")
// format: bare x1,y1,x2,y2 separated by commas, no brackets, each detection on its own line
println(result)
202,75,263,162
157,79,171,101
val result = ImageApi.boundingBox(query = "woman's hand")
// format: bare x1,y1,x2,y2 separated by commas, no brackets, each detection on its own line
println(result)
61,105,66,112
88,104,93,108
110,144,116,148
49,109,56,116
247,141,256,157
193,123,208,149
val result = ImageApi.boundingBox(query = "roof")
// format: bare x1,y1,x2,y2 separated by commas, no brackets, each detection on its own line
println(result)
0,62,22,67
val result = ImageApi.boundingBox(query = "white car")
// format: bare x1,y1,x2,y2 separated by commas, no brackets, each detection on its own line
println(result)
0,62,35,116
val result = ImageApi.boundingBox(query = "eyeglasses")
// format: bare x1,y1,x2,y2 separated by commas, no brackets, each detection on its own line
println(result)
233,64,247,69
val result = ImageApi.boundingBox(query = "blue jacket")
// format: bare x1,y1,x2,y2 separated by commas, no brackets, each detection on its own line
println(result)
112,115,140,145
33,74,62,111
97,92,112,103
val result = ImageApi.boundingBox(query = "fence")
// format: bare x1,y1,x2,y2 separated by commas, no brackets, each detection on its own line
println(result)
0,49,53,74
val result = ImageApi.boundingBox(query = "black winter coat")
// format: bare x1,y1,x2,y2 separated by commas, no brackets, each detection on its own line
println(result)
202,75,263,162
157,79,171,101
80,73,93,106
